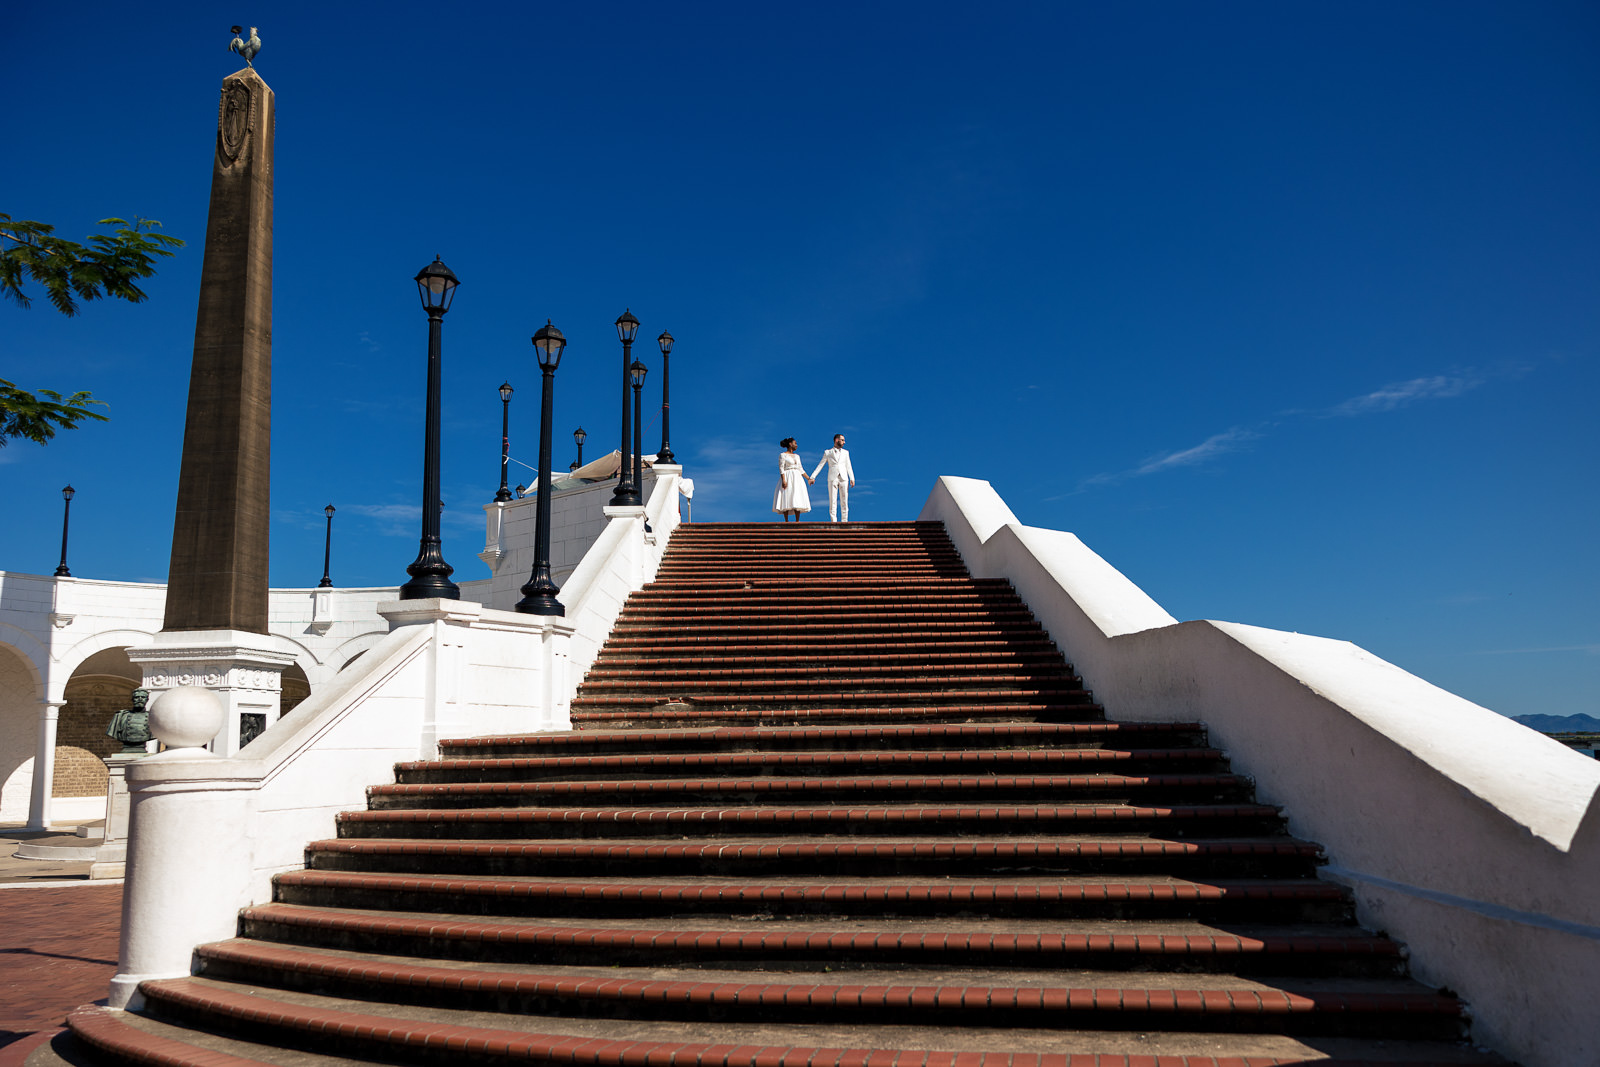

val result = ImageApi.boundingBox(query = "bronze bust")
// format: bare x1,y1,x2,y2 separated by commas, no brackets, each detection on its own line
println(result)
106,688,153,753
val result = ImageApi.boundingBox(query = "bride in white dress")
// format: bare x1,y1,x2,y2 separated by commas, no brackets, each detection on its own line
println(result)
772,437,814,521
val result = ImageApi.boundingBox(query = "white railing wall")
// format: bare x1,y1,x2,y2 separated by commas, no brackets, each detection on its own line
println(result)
921,475,1599,1067
555,465,682,707
474,468,667,611
111,469,683,1009
0,572,395,829
111,600,573,1008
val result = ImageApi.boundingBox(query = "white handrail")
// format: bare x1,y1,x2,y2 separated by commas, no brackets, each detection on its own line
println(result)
921,474,1599,1067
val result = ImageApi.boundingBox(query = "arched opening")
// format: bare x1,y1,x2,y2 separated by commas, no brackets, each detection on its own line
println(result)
282,662,311,714
54,647,140,813
0,643,43,823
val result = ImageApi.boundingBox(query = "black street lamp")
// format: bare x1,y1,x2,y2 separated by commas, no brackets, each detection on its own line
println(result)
629,359,648,501
54,485,74,577
571,426,587,471
609,309,641,506
656,331,675,464
319,504,336,588
399,256,462,601
517,320,569,615
495,382,515,502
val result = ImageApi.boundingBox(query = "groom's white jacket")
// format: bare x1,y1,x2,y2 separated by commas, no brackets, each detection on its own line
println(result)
811,447,855,485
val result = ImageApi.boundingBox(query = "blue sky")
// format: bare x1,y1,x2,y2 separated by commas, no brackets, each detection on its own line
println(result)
3,2,1596,719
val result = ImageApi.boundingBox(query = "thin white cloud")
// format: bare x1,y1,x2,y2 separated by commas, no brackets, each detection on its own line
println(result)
1079,427,1259,489
1075,361,1530,495
340,503,417,538
340,504,479,538
1133,428,1260,475
1331,375,1481,416
685,436,779,501
272,507,326,532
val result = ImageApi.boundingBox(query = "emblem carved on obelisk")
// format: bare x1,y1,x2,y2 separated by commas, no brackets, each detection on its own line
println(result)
219,82,252,164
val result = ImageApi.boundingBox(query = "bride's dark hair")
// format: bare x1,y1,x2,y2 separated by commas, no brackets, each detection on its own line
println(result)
780,437,796,449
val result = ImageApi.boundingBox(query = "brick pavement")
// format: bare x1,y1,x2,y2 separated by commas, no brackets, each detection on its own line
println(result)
0,884,122,1047
1,828,122,1052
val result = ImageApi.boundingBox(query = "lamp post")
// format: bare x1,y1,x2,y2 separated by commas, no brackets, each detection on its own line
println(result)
494,382,515,502
318,504,336,588
629,359,648,502
516,320,569,615
609,309,640,506
571,426,587,471
54,485,75,577
399,256,462,601
656,331,675,464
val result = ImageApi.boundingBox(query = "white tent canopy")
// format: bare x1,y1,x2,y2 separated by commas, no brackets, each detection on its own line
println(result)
517,450,658,492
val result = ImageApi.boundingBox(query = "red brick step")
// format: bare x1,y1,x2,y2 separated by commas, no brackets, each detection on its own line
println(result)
67,519,1501,1067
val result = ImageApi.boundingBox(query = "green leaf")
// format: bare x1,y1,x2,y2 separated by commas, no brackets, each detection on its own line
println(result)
0,377,110,448
2,214,185,316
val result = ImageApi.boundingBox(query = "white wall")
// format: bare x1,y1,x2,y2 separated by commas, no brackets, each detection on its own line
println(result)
0,467,644,826
0,571,397,827
556,467,682,702
920,475,1600,1067
112,598,573,1008
471,469,662,610
112,471,683,1007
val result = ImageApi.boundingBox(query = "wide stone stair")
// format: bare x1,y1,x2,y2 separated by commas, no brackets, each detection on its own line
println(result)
64,522,1510,1066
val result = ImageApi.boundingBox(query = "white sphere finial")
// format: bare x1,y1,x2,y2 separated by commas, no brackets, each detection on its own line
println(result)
149,686,226,751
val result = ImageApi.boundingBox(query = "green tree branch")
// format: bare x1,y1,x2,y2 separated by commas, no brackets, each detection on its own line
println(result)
1,213,185,317
0,378,109,448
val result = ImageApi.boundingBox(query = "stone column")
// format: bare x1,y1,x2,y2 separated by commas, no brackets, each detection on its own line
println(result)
380,599,479,759
164,66,275,635
23,699,64,831
602,504,648,586
537,617,575,732
133,68,284,744
479,500,509,569
111,688,254,1010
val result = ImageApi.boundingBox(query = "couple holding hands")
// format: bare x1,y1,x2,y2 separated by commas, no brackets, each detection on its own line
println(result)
774,434,855,522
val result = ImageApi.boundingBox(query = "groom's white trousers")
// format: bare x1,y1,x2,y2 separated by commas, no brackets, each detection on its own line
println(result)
828,480,849,522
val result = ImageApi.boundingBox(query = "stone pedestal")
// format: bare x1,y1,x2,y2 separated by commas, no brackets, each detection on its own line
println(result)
102,750,139,845
111,688,250,1010
126,631,294,757
602,505,649,585
309,587,333,634
479,500,510,567
86,750,142,879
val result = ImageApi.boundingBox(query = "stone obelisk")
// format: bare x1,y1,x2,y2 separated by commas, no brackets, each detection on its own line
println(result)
129,64,291,755
165,66,274,630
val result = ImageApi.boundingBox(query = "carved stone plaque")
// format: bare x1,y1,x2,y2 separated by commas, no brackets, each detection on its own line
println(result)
220,82,251,163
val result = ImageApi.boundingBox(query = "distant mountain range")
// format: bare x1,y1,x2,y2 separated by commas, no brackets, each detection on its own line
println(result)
1513,713,1600,733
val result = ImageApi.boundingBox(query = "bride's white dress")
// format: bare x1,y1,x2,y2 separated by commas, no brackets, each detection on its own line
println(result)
772,452,811,513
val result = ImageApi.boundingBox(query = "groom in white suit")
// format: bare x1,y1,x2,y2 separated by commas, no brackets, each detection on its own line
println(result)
810,434,856,522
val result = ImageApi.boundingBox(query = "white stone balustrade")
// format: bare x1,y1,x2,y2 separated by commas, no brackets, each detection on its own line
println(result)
106,472,683,1009
920,474,1600,1067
